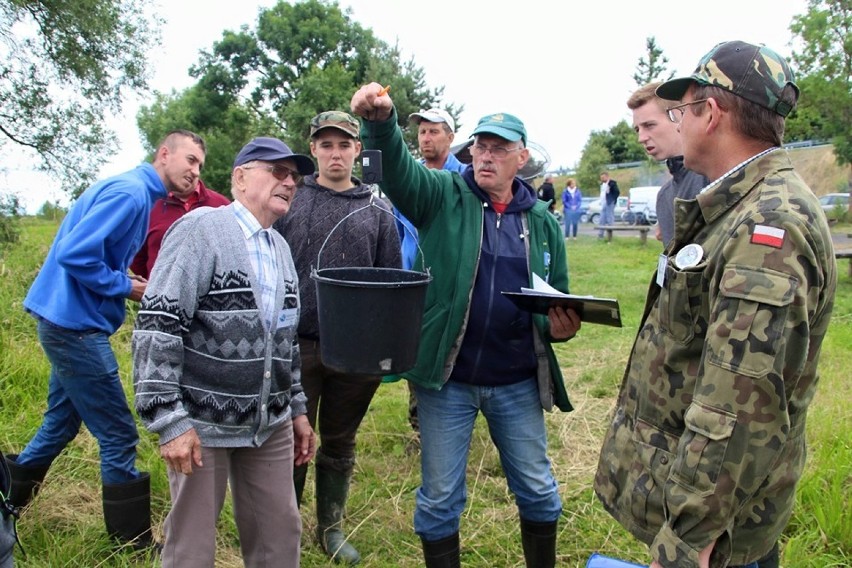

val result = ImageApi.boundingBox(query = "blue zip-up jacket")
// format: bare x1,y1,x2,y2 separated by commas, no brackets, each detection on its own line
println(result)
450,168,538,386
24,163,166,333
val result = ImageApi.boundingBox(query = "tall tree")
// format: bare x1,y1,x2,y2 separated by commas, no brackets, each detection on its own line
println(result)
787,0,851,167
0,0,161,196
137,0,462,173
633,36,674,86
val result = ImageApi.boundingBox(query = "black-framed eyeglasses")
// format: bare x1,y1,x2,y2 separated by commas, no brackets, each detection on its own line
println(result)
242,164,302,184
666,99,709,123
469,143,522,160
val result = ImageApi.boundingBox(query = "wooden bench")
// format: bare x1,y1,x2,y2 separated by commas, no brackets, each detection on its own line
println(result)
598,225,651,245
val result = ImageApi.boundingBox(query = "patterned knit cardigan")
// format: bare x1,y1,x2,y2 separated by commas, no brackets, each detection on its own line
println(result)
132,205,305,448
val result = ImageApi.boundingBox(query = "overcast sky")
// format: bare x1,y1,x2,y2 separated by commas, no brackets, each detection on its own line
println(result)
6,0,809,213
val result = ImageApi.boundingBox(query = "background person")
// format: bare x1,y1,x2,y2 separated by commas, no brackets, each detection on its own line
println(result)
594,41,837,568
274,110,401,565
130,178,230,279
561,178,583,239
4,129,206,551
351,83,580,568
537,174,556,212
627,82,707,246
132,137,317,567
400,107,468,449
596,171,619,238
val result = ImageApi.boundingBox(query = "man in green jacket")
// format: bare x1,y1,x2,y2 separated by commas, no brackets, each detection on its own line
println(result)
351,84,581,568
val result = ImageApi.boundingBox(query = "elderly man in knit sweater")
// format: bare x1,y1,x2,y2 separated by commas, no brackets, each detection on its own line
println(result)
132,137,317,567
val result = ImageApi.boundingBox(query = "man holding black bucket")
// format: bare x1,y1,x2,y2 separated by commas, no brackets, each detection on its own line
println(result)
274,110,401,565
351,85,581,567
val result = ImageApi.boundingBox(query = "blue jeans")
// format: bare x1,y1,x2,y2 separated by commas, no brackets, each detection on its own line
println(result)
413,378,561,541
564,211,580,238
598,202,616,236
17,320,140,484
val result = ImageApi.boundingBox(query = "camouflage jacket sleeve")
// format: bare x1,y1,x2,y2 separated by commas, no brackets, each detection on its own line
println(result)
651,202,835,567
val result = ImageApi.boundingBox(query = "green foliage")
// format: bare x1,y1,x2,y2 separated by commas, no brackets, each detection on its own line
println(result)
575,121,647,190
632,36,675,86
787,0,852,165
137,0,463,176
0,193,22,252
36,200,66,222
0,0,161,196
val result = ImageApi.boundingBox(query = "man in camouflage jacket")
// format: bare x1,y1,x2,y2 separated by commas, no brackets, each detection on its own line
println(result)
594,41,837,568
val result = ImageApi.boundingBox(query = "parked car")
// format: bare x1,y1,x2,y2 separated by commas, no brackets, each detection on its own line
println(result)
587,196,629,225
819,192,849,220
627,186,661,225
578,197,597,223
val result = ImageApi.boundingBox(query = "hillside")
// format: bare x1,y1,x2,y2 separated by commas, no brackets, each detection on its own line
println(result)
548,145,850,198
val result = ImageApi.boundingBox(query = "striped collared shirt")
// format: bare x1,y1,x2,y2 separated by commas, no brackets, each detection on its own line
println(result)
232,201,278,330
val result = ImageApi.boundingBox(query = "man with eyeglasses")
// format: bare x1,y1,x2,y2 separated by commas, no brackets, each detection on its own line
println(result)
274,110,401,565
595,41,836,568
351,84,580,568
132,136,317,567
627,82,707,246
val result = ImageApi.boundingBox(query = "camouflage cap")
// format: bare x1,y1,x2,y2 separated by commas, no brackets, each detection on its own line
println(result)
656,40,799,117
471,112,527,145
310,110,360,139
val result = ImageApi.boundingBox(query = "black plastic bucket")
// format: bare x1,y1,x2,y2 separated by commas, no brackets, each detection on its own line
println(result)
311,267,432,375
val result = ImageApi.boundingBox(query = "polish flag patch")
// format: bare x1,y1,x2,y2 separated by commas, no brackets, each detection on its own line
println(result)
751,224,785,248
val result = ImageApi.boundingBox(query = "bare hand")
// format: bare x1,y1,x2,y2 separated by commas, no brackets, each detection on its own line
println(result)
292,415,316,467
128,274,148,302
350,82,393,122
548,306,580,340
160,428,203,476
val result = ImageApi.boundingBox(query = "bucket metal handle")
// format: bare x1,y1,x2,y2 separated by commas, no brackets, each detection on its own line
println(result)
314,193,430,276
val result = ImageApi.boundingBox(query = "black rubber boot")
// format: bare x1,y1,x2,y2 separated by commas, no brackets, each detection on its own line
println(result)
315,465,360,565
421,533,461,568
293,463,308,508
102,472,160,553
520,518,557,568
4,454,50,510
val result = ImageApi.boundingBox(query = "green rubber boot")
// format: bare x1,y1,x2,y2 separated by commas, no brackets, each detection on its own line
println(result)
315,465,360,565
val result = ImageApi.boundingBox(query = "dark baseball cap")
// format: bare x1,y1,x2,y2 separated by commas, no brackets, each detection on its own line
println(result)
310,111,360,139
233,137,315,174
656,40,799,117
471,112,527,145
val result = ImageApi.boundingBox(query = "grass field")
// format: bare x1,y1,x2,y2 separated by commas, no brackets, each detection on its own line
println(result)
1,218,850,567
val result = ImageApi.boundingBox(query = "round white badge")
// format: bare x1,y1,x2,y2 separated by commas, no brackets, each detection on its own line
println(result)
674,243,704,269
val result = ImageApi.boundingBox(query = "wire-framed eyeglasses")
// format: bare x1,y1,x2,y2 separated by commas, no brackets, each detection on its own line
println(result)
666,99,709,123
242,164,302,184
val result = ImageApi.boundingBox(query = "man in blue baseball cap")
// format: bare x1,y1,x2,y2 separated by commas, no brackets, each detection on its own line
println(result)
351,85,580,567
133,135,316,566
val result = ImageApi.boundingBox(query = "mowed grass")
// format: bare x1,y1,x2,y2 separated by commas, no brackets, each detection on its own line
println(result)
1,217,849,567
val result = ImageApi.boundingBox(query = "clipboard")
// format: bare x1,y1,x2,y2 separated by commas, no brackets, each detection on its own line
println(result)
502,274,622,327
502,291,622,327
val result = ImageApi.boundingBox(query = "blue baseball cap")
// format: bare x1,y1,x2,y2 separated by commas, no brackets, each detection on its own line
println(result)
233,137,315,174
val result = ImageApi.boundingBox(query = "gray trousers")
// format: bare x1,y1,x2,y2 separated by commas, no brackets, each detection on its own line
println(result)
161,423,301,568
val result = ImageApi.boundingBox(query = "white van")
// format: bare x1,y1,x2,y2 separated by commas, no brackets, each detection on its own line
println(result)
627,186,661,225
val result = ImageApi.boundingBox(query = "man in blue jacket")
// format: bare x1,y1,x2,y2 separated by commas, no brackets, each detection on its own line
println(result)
351,84,581,567
4,129,206,552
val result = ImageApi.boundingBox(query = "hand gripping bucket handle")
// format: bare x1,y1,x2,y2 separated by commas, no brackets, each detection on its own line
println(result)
310,196,432,375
